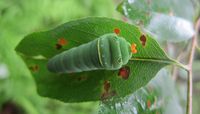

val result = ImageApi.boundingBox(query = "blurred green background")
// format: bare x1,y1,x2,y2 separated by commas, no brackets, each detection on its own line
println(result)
0,0,200,114
0,0,119,114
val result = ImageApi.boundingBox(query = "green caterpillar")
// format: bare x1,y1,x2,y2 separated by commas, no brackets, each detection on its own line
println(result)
47,34,132,73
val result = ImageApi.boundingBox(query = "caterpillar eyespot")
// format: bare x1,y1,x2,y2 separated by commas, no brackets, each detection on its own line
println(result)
47,33,132,73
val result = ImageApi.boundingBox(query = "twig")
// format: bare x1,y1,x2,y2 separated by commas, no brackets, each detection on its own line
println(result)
186,18,200,114
172,43,190,80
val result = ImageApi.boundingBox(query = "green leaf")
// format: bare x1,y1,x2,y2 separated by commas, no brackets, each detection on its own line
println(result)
16,17,176,102
117,0,195,42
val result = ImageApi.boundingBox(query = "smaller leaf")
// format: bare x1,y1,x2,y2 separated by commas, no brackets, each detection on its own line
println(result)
117,0,195,42
146,13,195,42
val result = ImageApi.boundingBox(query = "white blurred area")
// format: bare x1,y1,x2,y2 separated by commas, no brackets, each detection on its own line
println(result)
0,63,9,79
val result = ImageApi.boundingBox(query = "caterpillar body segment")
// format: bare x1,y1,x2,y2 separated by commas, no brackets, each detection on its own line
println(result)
47,34,132,73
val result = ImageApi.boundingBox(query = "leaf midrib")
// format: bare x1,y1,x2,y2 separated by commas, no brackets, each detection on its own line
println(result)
130,57,175,65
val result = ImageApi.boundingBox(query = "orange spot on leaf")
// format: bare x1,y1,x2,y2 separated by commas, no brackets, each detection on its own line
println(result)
114,28,120,35
118,66,130,79
131,43,137,54
132,49,137,54
140,34,147,47
58,38,67,46
147,100,151,108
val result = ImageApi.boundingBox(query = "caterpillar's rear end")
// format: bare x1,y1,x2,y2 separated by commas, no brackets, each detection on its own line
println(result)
47,34,132,73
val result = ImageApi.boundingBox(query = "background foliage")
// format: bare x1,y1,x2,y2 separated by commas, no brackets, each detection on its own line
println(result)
0,0,200,114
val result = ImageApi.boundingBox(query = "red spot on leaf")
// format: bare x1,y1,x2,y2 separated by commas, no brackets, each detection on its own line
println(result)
140,34,147,47
114,28,120,35
118,66,130,79
55,38,67,50
147,100,151,108
131,43,137,54
58,38,67,46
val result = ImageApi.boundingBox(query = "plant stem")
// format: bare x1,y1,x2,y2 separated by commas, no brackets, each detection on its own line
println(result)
186,18,200,114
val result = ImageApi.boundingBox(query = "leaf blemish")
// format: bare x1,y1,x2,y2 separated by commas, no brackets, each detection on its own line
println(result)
131,43,137,54
147,99,151,108
29,65,39,72
140,34,147,47
77,76,87,82
118,66,130,79
58,38,67,46
101,80,116,100
55,38,67,50
104,80,110,92
114,28,120,35
55,44,62,50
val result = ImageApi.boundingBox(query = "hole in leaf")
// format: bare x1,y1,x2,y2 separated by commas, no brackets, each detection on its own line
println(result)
118,66,130,80
140,34,147,47
114,28,120,35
